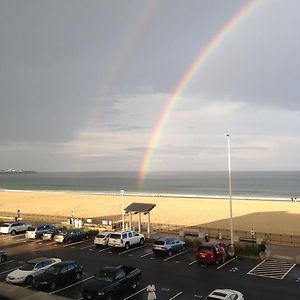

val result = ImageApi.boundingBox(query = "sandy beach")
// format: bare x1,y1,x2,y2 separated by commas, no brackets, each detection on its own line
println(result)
0,190,300,235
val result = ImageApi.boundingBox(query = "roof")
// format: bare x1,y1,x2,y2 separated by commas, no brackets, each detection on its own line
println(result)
124,202,156,213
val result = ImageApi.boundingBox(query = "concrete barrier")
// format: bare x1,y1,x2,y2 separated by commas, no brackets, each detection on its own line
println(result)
0,282,70,300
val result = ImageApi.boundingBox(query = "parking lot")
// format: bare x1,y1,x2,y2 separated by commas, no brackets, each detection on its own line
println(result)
1,232,300,299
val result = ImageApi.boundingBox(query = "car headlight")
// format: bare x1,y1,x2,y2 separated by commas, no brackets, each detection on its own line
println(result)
97,292,105,295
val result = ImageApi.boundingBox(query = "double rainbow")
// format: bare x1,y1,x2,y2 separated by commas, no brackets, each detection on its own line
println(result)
138,0,262,187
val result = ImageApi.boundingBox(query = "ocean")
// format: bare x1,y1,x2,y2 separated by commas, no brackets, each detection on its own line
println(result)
0,171,299,201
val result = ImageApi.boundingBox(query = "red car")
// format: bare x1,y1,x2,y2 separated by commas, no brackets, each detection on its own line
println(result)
195,242,225,264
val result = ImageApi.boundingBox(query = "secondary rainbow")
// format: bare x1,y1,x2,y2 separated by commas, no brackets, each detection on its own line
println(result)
138,0,262,187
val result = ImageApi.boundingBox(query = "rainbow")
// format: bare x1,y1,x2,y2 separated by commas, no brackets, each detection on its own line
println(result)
138,0,262,187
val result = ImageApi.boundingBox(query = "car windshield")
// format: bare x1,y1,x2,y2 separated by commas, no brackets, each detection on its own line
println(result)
96,234,106,238
1,223,10,227
26,227,36,232
19,262,36,271
154,241,165,245
198,246,213,253
109,234,121,239
45,265,60,275
96,271,114,282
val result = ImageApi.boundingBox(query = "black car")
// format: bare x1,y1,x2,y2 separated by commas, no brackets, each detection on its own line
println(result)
33,261,83,290
53,229,90,243
0,251,7,263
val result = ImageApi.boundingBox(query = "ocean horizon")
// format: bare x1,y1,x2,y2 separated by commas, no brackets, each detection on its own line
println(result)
0,171,299,201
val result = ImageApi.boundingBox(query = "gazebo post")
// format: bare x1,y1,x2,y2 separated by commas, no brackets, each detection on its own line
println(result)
147,212,151,238
138,213,141,232
129,212,132,230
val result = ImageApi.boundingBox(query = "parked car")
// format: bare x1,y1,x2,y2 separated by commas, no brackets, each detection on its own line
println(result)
33,261,83,290
42,227,63,241
25,224,56,239
0,251,7,263
82,265,141,300
152,237,186,256
195,242,224,264
108,231,145,250
0,222,31,236
53,229,90,244
6,257,61,284
94,232,112,247
205,289,244,300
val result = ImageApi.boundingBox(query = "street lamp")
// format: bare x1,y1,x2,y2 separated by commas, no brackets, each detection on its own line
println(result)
120,190,125,230
226,134,234,245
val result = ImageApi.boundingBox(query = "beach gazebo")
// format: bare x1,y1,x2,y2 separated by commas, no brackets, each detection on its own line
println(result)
124,202,156,237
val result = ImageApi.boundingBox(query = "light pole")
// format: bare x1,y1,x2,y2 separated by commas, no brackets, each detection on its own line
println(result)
226,134,234,245
120,190,125,230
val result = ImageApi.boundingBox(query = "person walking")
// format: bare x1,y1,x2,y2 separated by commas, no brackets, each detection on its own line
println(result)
220,244,226,263
258,241,266,261
146,282,157,300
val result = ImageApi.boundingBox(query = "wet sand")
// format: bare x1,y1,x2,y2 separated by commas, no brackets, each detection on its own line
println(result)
0,190,300,235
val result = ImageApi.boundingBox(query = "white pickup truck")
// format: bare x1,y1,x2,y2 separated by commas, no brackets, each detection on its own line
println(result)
108,230,145,250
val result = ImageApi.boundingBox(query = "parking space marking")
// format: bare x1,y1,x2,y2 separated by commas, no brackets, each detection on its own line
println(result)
216,257,236,270
0,260,14,266
119,245,147,255
122,286,147,300
49,275,94,294
188,260,197,266
80,244,94,250
247,259,296,280
62,240,90,248
0,267,18,275
163,250,188,262
46,241,58,246
98,247,111,253
140,251,153,258
169,291,183,299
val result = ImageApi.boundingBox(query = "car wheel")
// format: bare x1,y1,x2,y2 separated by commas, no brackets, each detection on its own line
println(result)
168,249,173,256
181,245,186,252
140,238,144,245
125,242,130,250
50,282,57,290
25,276,33,285
10,230,16,236
0,256,6,263
67,238,72,244
75,272,82,281
85,234,90,240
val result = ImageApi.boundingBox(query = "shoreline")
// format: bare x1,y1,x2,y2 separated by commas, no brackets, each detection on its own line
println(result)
1,190,300,235
0,188,293,202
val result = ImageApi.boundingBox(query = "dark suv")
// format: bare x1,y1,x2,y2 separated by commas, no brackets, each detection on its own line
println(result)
152,237,186,256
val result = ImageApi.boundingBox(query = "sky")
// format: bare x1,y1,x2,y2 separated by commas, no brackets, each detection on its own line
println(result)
0,0,300,173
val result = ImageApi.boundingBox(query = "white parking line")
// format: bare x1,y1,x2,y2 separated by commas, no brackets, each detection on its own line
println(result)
169,291,183,299
80,244,94,250
99,247,111,253
122,286,147,299
62,240,89,248
188,260,197,266
140,251,153,258
119,245,146,255
49,275,94,294
0,267,18,275
0,260,14,266
163,250,188,262
216,257,236,270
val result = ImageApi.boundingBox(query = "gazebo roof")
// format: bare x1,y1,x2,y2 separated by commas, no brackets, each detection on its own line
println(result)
124,202,156,213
